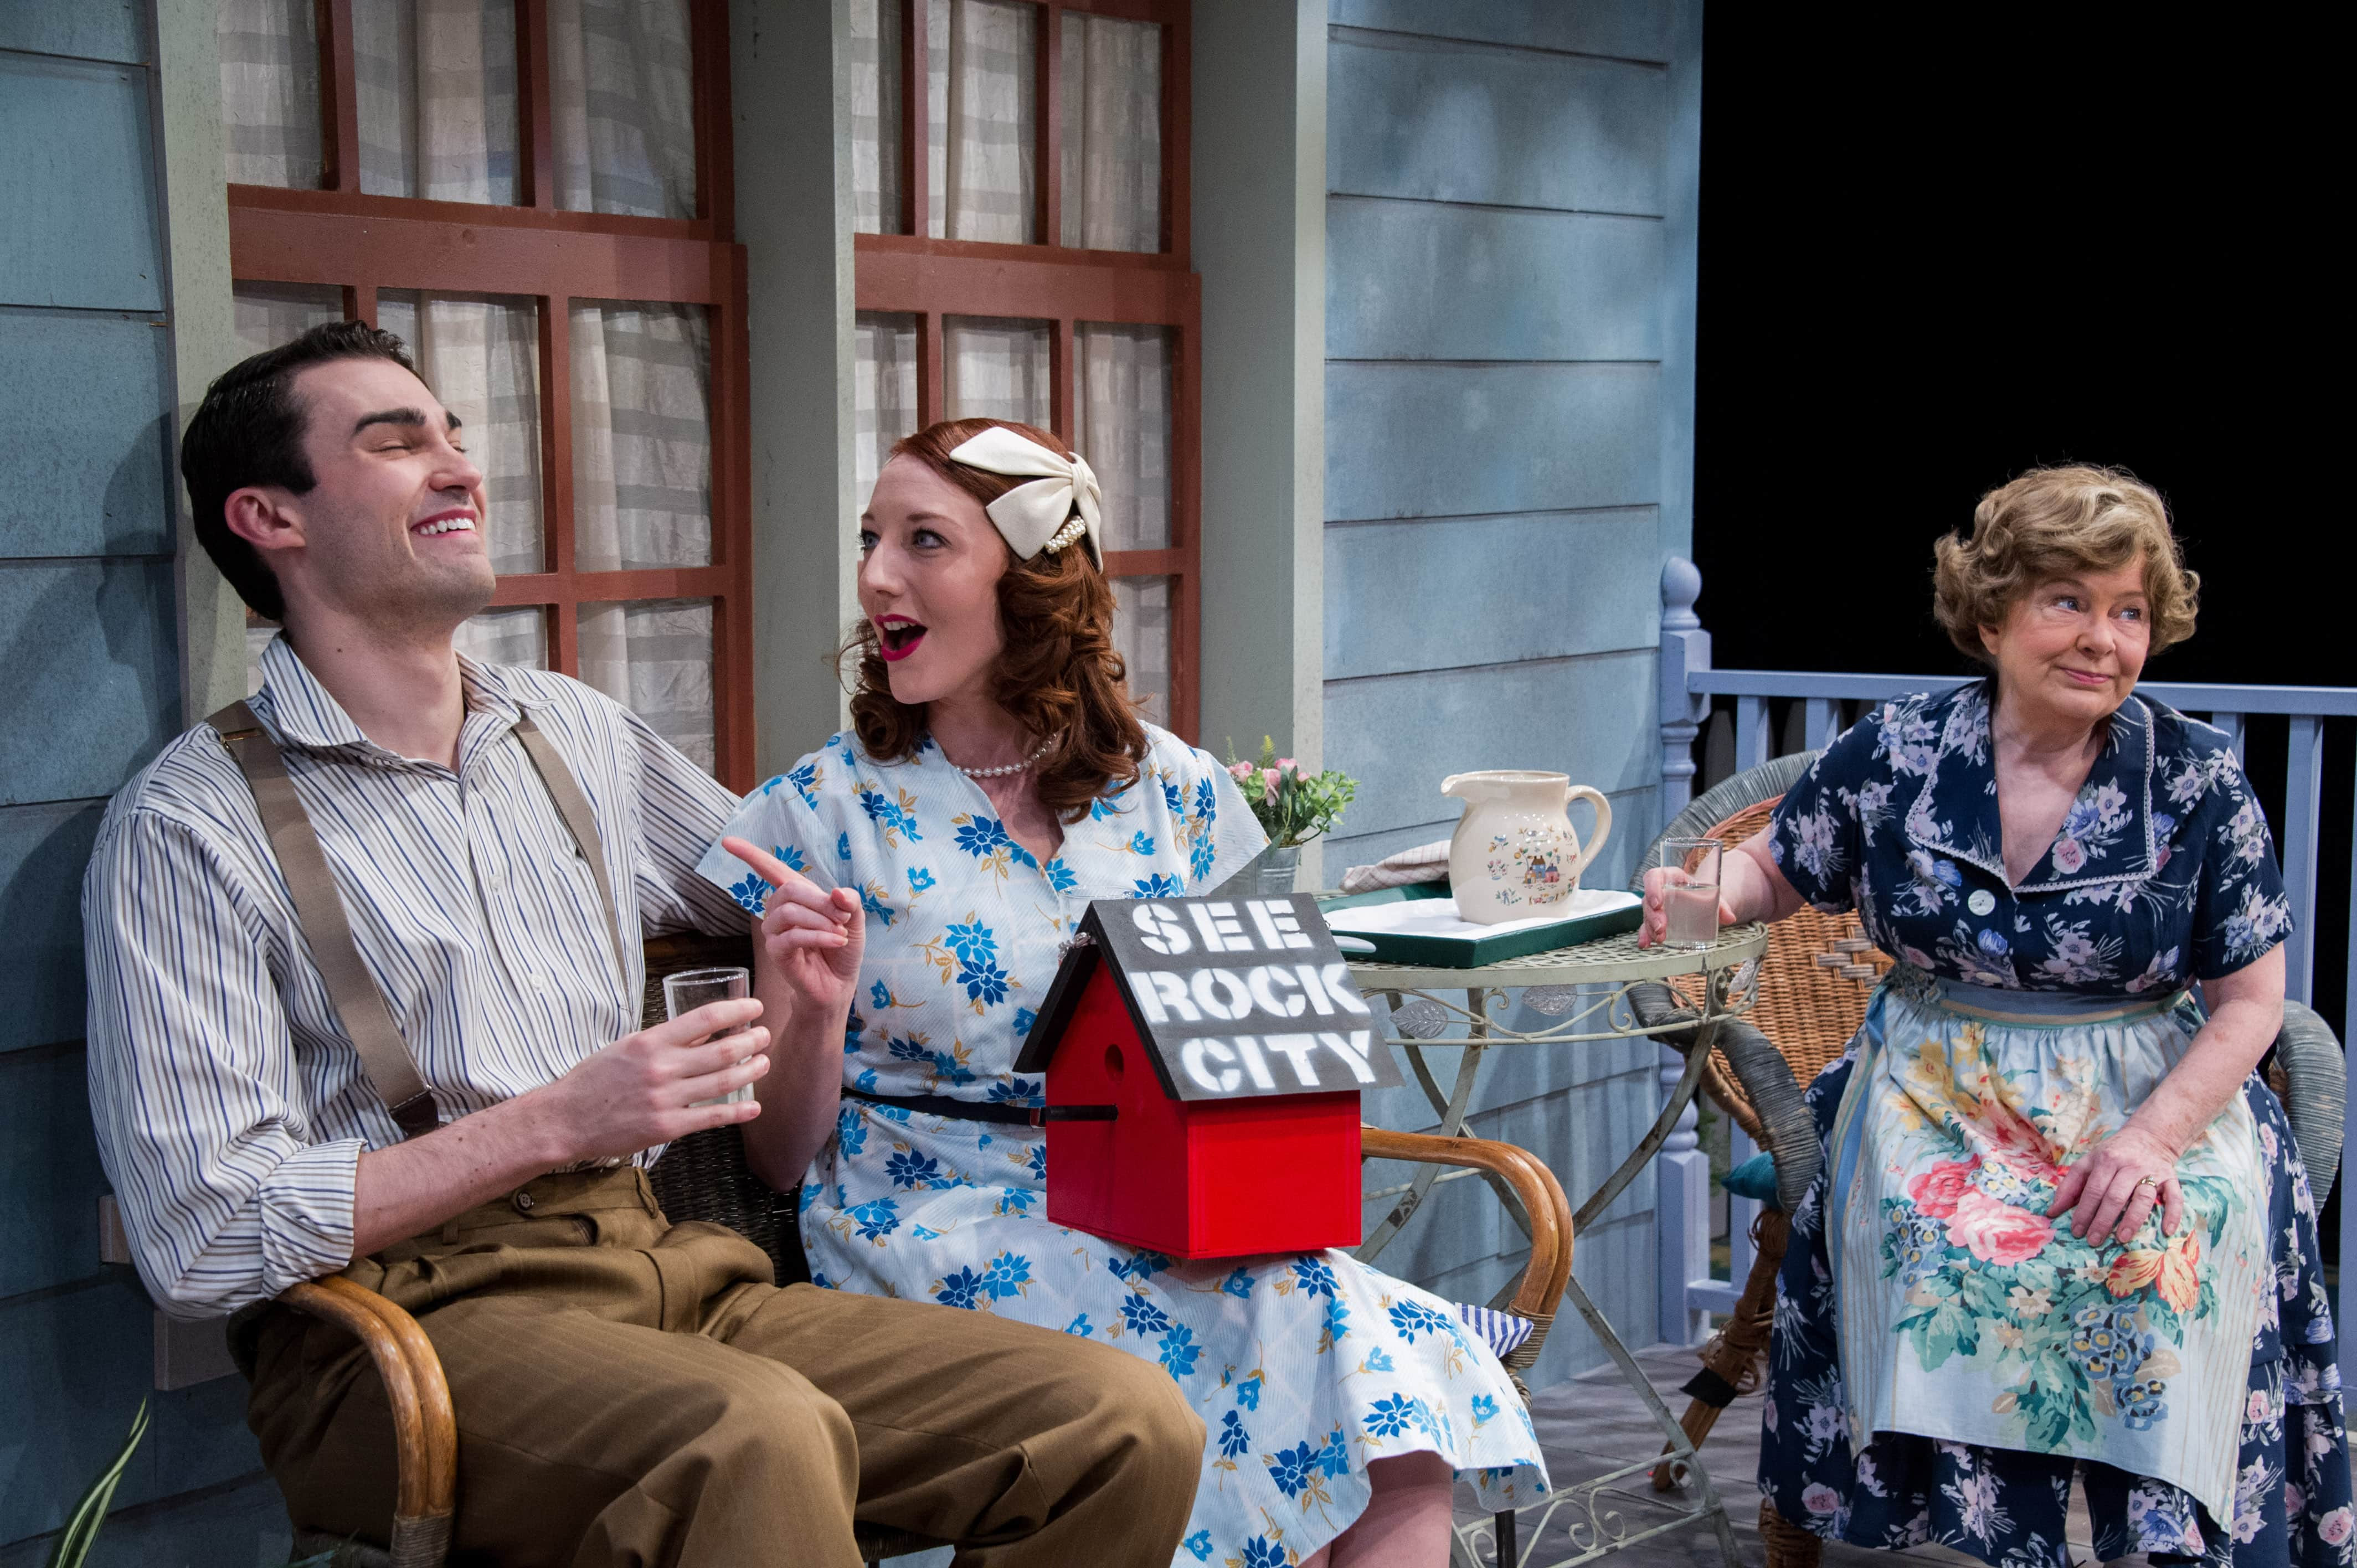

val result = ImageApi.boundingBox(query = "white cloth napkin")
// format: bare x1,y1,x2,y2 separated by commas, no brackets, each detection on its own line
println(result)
1337,839,1451,895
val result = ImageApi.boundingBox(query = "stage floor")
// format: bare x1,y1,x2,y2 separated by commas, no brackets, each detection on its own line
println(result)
1460,1342,2105,1568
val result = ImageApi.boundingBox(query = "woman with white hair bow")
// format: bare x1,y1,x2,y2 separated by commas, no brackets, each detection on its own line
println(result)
698,419,1545,1567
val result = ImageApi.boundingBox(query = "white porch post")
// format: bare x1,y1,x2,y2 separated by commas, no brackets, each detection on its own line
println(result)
1193,0,1326,884
1659,556,1709,823
734,0,859,775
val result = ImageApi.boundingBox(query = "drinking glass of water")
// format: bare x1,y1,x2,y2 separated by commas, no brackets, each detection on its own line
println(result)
1660,838,1724,951
663,966,755,1106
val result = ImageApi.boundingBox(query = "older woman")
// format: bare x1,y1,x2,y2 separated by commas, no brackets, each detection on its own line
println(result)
1643,466,2348,1568
698,419,1543,1568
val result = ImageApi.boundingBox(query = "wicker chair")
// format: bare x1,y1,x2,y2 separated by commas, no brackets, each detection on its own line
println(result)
1627,755,2349,1568
281,931,1579,1566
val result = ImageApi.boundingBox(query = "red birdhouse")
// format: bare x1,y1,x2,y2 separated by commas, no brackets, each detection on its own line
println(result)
1013,893,1403,1259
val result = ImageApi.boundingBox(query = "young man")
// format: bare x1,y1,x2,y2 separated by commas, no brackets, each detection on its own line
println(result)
84,322,1201,1566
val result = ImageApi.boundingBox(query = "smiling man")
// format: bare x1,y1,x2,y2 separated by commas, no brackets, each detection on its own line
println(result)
81,323,1201,1567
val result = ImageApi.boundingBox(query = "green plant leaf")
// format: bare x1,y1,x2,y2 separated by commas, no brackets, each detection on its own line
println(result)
47,1397,149,1568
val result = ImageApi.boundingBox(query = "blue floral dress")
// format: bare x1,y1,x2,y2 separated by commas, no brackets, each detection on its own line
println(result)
698,725,1547,1567
1757,679,2349,1568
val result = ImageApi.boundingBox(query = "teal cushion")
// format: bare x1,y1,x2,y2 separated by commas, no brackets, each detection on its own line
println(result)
1723,1151,1780,1206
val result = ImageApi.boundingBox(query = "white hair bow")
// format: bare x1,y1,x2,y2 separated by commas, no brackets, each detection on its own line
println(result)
946,426,1103,568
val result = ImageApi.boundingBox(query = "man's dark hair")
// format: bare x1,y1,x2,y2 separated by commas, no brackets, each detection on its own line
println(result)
179,320,420,621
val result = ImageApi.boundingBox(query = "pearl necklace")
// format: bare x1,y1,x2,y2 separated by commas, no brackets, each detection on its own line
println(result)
946,734,1058,778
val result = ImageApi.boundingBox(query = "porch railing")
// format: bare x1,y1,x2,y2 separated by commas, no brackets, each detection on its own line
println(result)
1652,559,2357,1361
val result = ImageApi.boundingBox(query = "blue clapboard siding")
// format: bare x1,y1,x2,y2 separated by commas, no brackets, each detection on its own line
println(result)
0,1,147,66
0,51,166,313
0,802,107,1056
1328,30,1667,215
1327,200,1663,363
0,1476,286,1568
1326,508,1660,679
1326,362,1660,522
0,1276,264,1540
0,9,272,1563
0,308,178,558
1323,0,1697,1373
0,1046,110,1299
1329,0,1670,63
1324,650,1657,853
0,560,181,810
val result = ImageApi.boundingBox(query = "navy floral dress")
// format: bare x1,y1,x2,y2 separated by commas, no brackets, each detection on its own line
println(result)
1755,679,2349,1568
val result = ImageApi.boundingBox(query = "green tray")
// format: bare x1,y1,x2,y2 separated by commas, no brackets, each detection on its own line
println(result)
1315,884,1643,969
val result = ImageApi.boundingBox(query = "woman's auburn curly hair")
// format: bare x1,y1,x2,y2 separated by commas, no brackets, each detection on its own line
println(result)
1932,464,2200,665
841,417,1148,824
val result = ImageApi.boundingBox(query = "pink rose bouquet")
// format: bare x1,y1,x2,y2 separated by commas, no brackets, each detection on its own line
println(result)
1224,735,1356,849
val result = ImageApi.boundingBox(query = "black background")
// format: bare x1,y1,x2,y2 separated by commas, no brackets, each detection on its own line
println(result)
1690,7,2350,1249
1691,5,2351,1036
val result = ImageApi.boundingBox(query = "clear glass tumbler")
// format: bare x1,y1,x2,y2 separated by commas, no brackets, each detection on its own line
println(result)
663,966,754,1106
1660,838,1725,950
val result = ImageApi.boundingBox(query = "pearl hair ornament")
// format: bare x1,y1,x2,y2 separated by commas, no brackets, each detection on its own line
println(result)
943,426,1104,567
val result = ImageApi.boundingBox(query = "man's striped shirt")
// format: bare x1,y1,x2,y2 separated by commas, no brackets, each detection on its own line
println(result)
84,635,745,1317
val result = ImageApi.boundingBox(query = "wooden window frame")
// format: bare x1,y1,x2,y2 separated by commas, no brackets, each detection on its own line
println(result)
223,0,758,789
856,0,1201,741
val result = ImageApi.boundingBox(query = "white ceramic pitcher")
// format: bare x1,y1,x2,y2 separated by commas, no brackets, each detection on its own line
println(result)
1440,771,1613,925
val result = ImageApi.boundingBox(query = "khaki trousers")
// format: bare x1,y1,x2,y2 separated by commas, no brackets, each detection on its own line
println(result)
241,1169,1203,1567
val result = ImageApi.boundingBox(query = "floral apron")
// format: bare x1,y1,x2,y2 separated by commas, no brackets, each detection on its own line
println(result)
1828,965,2271,1524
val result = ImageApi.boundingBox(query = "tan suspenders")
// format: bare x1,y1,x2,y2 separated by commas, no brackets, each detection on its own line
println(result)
207,699,625,1139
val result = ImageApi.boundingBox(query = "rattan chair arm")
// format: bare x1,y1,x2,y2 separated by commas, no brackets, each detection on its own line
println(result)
1362,1127,1573,1319
278,1276,456,1565
1715,1020,1819,1210
1626,980,1700,1044
2276,999,2345,1206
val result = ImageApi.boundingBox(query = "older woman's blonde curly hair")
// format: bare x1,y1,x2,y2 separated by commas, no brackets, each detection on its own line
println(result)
1932,465,2199,665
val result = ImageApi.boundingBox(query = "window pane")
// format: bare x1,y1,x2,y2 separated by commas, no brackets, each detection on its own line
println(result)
454,605,549,670
1073,323,1171,550
1059,14,1160,252
1112,576,1172,726
857,312,920,503
571,301,713,571
233,281,343,358
945,316,1049,425
379,290,545,576
580,599,714,773
849,0,905,234
549,0,698,219
352,0,521,205
930,0,1036,243
218,0,324,188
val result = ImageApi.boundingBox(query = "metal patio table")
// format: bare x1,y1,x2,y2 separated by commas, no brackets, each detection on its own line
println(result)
1348,921,1768,1568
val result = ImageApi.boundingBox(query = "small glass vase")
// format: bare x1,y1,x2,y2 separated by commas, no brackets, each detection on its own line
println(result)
1252,843,1303,895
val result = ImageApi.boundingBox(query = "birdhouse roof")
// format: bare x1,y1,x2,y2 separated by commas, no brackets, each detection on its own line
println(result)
1015,894,1403,1102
